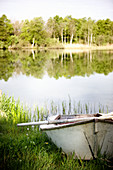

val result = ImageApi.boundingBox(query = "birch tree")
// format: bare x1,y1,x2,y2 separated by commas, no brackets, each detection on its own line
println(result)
87,18,95,46
68,18,76,44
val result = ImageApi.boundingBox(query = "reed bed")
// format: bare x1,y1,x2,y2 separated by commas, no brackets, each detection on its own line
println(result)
0,93,112,169
0,93,108,124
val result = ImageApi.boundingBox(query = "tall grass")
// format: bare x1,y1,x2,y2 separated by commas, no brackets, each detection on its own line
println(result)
0,93,112,169
0,93,31,124
1,93,109,123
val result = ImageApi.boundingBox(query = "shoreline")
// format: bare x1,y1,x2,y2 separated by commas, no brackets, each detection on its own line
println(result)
63,44,113,50
4,43,113,51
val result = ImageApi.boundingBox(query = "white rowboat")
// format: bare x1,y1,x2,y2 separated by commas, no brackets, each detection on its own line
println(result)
40,113,113,160
17,113,113,160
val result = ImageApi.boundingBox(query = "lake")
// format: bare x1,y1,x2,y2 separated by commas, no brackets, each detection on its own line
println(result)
0,49,113,114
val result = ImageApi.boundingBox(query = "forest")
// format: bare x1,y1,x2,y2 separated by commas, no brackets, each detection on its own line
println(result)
0,14,113,49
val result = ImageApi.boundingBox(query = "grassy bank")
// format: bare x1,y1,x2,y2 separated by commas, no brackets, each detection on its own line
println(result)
0,94,112,169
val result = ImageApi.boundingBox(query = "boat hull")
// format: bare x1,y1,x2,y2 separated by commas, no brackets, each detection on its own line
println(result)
40,119,113,160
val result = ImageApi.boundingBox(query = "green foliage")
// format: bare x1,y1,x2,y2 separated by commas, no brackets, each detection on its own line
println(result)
8,35,19,46
44,38,60,47
20,17,47,47
0,50,17,81
0,14,14,48
0,14,113,48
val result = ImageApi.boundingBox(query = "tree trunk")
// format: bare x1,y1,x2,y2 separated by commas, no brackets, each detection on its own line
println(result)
90,33,92,46
88,31,89,46
32,50,35,60
70,51,73,62
64,28,66,44
70,33,73,44
61,28,63,44
61,52,63,65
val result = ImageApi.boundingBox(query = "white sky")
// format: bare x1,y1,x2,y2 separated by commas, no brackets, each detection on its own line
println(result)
0,0,113,22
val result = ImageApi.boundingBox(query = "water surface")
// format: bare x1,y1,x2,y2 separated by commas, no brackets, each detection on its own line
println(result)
0,50,113,114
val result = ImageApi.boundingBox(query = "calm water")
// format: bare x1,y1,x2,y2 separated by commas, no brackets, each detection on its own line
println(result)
0,49,113,114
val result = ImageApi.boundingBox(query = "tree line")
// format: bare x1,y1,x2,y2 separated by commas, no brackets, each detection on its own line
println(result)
0,14,113,48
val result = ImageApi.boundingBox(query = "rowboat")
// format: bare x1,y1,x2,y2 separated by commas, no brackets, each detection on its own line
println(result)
40,113,113,160
17,112,113,160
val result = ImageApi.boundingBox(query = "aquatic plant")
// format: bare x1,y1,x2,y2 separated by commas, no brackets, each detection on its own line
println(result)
0,93,31,124
1,93,110,123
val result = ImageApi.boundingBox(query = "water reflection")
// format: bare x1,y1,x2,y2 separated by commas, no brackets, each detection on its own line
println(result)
0,50,113,81
0,49,113,113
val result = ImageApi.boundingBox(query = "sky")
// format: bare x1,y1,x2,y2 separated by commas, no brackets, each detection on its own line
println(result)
0,0,113,22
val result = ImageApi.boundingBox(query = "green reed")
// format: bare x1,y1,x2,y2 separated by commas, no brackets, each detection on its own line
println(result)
0,93,31,124
50,101,58,115
0,93,110,125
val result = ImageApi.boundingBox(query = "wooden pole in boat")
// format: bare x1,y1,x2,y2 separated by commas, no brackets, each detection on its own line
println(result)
17,117,95,126
17,114,113,127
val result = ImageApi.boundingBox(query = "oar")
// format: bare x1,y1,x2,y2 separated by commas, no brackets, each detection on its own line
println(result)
98,115,113,120
17,113,113,127
17,117,96,127
98,112,113,117
98,112,113,120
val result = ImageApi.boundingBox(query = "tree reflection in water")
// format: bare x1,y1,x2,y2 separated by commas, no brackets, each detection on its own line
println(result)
0,50,113,81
